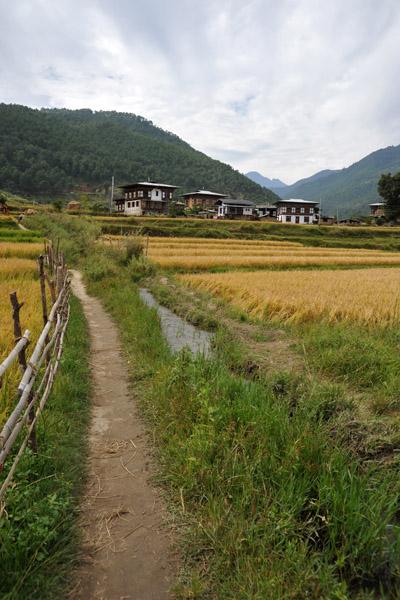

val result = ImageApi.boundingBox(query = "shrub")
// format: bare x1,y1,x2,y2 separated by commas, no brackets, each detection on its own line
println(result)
126,256,156,282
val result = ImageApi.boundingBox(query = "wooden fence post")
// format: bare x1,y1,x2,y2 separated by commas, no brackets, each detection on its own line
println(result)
9,292,37,453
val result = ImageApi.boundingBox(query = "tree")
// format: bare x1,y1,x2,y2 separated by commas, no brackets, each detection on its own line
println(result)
52,199,63,212
378,172,400,221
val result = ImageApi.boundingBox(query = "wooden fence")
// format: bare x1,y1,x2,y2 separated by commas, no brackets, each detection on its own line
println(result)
0,241,70,503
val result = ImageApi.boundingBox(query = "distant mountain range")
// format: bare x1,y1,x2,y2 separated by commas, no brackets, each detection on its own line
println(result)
0,104,279,205
245,171,287,189
247,145,400,217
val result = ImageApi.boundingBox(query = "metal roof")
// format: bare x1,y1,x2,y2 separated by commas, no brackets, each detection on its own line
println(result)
274,198,319,205
180,189,228,198
120,181,180,190
216,198,254,206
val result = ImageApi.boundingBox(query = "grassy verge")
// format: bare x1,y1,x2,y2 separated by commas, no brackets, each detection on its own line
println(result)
83,249,400,599
0,295,91,599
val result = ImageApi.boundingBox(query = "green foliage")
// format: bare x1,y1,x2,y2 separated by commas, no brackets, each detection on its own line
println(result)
0,104,278,205
126,256,157,282
25,212,100,264
378,171,400,221
0,296,91,599
87,264,400,599
52,199,63,212
124,234,144,262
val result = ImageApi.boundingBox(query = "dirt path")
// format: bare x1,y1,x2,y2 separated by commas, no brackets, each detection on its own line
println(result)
70,271,176,600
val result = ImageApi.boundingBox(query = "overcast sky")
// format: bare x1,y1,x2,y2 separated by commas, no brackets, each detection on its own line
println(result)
1,0,399,184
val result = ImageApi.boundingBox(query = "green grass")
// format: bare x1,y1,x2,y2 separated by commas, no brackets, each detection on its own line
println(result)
0,295,91,599
85,256,400,599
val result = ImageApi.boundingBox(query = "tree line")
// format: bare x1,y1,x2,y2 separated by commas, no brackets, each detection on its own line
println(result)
0,104,279,205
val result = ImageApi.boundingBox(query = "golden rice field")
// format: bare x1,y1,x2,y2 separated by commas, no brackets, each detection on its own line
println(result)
139,236,400,270
178,268,400,325
0,241,44,259
0,257,44,426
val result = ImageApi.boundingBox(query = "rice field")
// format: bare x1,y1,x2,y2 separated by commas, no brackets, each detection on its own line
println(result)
177,268,400,325
147,238,400,269
0,253,44,426
0,242,44,259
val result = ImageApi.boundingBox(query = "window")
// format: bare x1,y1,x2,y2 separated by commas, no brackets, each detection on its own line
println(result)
148,191,151,198
310,208,314,214
286,215,291,222
304,216,309,223
156,190,160,197
162,192,165,199
291,207,296,213
281,206,287,213
301,207,305,213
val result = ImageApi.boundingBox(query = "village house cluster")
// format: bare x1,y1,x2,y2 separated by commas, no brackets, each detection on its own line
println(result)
112,181,383,225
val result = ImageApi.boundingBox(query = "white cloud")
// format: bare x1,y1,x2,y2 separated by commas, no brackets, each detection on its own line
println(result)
0,0,399,184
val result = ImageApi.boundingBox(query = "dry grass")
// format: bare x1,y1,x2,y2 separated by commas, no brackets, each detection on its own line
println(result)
178,267,400,325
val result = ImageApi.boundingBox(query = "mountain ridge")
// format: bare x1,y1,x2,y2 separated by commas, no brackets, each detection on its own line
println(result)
0,104,279,205
247,146,400,217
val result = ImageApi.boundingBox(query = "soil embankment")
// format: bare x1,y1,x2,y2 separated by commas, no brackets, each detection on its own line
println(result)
70,270,176,600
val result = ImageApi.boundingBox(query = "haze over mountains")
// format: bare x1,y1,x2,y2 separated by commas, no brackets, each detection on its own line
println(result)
246,145,400,217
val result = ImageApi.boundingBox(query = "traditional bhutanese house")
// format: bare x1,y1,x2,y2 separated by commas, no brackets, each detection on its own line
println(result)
180,189,229,210
215,198,254,220
274,199,319,224
256,205,277,219
113,197,125,213
118,181,180,216
320,215,336,225
370,202,384,217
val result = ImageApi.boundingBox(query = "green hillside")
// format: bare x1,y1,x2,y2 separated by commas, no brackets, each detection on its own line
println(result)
0,104,278,205
276,146,400,217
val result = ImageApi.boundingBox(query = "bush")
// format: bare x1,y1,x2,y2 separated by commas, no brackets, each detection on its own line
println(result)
126,256,156,282
125,235,144,263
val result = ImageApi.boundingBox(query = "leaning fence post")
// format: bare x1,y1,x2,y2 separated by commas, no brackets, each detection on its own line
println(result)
9,292,37,453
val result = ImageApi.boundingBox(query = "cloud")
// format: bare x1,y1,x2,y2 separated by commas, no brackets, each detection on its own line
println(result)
0,0,400,183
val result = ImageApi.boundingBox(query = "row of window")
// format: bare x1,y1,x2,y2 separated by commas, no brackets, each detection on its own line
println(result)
126,190,173,200
283,216,311,223
280,206,314,214
127,200,140,208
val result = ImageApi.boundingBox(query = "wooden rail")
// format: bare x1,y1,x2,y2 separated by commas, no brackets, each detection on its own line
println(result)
0,241,70,504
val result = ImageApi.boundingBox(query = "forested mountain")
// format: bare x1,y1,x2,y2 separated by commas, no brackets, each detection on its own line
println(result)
0,104,279,204
245,171,287,188
270,147,400,216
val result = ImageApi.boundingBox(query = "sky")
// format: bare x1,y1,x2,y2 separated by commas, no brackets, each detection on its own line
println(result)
1,0,400,185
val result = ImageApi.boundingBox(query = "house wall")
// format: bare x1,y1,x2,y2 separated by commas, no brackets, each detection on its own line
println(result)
276,202,318,225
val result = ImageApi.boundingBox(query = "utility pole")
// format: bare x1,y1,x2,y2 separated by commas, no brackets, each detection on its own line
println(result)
109,176,114,213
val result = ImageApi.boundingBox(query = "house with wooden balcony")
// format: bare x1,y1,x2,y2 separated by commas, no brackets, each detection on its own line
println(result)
274,199,319,224
117,181,180,216
180,189,228,210
215,198,255,220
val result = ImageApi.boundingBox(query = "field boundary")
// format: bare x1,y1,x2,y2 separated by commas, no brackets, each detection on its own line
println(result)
0,241,70,506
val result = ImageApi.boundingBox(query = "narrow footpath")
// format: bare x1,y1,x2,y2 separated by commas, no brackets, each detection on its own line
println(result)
70,271,176,600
